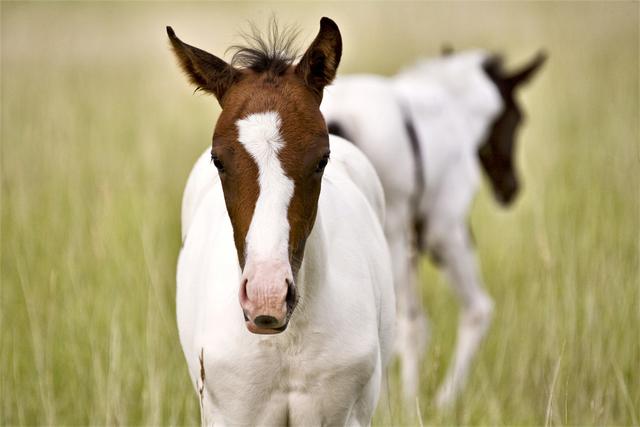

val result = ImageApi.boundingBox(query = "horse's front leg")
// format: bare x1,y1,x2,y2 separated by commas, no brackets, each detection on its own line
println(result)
430,222,494,408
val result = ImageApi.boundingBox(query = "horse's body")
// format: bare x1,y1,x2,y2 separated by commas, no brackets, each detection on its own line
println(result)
178,138,393,425
170,18,394,425
321,49,545,406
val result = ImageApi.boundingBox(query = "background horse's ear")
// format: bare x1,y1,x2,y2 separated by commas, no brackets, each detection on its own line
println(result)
167,26,237,104
505,51,547,89
295,17,342,98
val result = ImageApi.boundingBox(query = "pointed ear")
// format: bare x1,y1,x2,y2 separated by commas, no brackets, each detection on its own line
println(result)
295,17,342,98
167,26,237,103
506,51,547,88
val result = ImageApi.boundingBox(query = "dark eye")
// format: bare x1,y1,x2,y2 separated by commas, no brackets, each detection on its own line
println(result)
211,155,224,172
316,154,329,173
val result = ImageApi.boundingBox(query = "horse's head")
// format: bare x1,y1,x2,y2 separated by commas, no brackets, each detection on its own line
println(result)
168,18,341,334
481,51,546,205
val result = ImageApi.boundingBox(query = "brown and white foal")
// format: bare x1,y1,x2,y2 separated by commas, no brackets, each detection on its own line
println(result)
171,18,395,425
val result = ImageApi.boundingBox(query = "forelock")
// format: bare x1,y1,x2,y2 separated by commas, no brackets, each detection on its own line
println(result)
228,19,300,77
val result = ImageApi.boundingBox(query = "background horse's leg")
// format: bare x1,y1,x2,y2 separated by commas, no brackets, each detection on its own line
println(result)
431,223,493,408
397,253,429,411
386,205,429,405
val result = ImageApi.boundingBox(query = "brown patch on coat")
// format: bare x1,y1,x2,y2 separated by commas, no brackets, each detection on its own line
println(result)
168,18,341,275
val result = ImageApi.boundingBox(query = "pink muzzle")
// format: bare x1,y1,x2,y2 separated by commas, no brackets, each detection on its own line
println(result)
239,259,298,334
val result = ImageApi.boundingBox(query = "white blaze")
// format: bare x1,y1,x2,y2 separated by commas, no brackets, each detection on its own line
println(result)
236,111,294,263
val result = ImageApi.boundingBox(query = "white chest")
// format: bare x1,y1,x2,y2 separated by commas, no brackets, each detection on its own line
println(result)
193,324,378,425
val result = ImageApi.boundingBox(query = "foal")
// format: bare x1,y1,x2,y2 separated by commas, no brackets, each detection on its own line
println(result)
170,18,395,425
321,50,545,407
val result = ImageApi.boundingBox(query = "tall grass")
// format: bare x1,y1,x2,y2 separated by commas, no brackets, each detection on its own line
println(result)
1,2,638,425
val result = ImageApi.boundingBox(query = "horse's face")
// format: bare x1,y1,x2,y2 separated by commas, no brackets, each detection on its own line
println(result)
212,76,331,334
169,18,341,334
478,96,523,205
481,52,546,205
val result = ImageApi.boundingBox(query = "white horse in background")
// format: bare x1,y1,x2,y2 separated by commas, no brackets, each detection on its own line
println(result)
321,49,546,407
170,18,395,425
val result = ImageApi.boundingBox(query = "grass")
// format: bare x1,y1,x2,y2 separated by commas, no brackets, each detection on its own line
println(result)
1,2,638,425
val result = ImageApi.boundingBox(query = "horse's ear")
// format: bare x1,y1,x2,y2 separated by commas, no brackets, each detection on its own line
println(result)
505,51,547,89
167,26,237,103
295,17,342,99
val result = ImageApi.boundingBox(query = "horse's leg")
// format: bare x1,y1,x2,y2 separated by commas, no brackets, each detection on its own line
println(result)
398,251,429,406
348,355,382,426
386,205,429,405
431,223,493,408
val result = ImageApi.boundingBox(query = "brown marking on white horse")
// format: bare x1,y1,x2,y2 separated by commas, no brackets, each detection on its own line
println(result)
168,18,341,334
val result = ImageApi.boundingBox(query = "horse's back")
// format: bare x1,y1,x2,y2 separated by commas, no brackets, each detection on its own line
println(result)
322,77,416,207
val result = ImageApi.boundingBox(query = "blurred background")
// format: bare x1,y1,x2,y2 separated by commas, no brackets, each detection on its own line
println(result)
1,2,638,425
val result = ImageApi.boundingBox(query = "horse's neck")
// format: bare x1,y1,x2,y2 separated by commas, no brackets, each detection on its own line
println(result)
457,108,496,153
295,209,328,314
397,52,502,152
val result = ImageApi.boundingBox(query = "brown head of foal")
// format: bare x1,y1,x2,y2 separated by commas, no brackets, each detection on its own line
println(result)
168,18,342,334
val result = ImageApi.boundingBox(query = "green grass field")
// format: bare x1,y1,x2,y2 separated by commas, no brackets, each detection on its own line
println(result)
1,2,638,425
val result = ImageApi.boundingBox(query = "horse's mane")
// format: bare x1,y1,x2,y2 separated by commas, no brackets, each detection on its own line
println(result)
229,19,300,76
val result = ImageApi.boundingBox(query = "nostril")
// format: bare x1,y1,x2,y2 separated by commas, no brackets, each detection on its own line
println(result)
254,315,279,328
286,279,298,314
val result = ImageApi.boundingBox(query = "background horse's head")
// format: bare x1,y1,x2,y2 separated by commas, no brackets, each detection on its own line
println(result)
168,18,341,334
480,52,546,205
